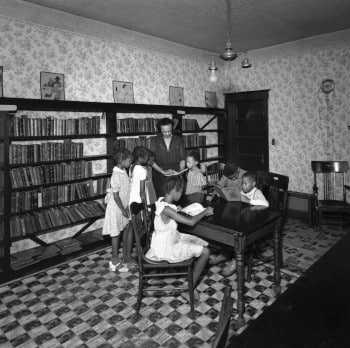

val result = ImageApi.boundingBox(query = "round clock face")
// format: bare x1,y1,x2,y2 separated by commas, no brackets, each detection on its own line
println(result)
321,79,335,94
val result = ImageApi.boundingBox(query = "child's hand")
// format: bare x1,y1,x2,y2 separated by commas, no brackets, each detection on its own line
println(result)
240,195,250,204
205,207,214,216
177,205,183,212
122,208,130,218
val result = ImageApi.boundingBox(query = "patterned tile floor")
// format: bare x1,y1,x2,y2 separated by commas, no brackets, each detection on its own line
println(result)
0,219,346,348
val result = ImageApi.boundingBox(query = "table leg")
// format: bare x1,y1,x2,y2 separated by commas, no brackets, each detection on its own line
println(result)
273,221,282,295
234,235,246,326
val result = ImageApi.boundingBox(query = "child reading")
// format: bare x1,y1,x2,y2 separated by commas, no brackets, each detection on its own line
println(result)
185,150,206,194
102,148,133,272
240,171,269,206
145,176,213,303
145,150,157,210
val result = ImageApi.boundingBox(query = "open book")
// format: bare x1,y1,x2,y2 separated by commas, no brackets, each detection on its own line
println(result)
213,185,241,202
180,202,206,216
164,168,188,176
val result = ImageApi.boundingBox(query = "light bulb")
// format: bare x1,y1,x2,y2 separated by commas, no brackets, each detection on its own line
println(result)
208,60,218,83
209,69,218,83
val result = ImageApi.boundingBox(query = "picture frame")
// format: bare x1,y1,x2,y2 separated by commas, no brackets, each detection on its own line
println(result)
113,80,135,104
40,71,65,100
169,86,184,106
0,66,3,97
205,91,217,108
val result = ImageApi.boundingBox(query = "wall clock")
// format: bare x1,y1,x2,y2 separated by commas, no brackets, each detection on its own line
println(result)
321,79,335,94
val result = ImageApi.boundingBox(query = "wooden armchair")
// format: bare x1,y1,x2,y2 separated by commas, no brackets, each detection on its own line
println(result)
211,285,233,348
246,171,289,281
130,202,196,316
203,162,225,196
311,161,350,230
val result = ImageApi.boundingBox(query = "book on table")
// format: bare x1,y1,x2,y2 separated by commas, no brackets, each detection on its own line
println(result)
213,185,241,202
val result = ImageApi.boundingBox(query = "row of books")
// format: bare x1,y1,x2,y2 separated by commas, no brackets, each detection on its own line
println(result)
10,161,94,188
182,119,199,131
198,148,208,160
9,114,101,136
10,201,105,237
9,140,84,164
183,134,207,147
117,118,158,133
114,136,155,151
11,178,109,213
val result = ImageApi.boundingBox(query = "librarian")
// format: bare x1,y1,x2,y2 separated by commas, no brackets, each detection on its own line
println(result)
151,118,186,197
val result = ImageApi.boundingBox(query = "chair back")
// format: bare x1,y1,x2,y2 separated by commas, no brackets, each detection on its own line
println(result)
257,171,289,213
130,202,150,266
311,161,349,201
211,285,233,348
205,162,225,185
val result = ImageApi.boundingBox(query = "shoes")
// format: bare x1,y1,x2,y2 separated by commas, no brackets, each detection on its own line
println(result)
124,258,138,267
222,260,236,277
209,253,229,265
109,261,129,273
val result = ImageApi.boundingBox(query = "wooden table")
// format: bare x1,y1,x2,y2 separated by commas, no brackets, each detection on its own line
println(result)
179,193,283,325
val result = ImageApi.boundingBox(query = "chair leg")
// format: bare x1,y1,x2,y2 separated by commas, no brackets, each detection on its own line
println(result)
188,265,195,318
136,274,143,313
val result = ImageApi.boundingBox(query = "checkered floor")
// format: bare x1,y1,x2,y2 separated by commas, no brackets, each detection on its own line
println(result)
0,219,345,348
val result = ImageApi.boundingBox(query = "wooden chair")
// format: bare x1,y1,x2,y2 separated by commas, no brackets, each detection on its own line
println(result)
130,202,196,316
211,285,233,348
311,161,350,230
205,162,225,185
246,171,289,281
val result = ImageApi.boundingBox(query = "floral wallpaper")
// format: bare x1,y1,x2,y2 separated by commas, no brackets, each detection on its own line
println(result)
0,16,220,252
1,14,349,253
221,45,350,195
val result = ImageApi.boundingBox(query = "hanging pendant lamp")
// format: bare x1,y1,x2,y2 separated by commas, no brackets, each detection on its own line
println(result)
220,0,238,61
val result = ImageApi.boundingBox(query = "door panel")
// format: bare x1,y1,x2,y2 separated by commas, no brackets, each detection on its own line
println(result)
225,90,269,172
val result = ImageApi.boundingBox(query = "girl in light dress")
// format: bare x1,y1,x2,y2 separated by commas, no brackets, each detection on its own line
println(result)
145,176,212,302
102,148,133,272
185,150,206,194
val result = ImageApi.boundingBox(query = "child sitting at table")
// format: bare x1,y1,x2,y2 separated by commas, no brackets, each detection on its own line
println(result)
240,171,269,206
216,162,247,200
185,150,206,194
145,176,213,303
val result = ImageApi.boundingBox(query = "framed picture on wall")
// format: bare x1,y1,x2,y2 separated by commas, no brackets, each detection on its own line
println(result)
169,86,184,106
0,66,3,97
205,91,217,108
40,71,65,100
113,80,135,103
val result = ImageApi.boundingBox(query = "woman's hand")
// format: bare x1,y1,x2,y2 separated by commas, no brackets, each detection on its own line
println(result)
163,169,177,176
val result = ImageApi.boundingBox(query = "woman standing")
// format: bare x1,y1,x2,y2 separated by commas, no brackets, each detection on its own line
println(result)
150,118,186,197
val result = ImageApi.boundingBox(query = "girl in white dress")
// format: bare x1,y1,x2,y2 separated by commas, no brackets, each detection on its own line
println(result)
103,148,133,272
145,176,213,301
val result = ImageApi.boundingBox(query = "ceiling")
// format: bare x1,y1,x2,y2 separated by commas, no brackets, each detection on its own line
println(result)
21,0,350,54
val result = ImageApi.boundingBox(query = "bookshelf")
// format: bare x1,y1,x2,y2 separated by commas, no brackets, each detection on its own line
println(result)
0,98,226,273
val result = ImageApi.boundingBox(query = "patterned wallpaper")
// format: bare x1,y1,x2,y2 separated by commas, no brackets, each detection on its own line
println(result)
1,15,349,252
221,45,350,195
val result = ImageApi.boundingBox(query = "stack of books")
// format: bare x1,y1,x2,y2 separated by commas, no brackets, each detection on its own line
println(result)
11,248,42,270
55,238,82,255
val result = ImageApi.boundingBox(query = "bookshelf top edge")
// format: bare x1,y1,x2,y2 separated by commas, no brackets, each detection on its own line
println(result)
0,98,225,114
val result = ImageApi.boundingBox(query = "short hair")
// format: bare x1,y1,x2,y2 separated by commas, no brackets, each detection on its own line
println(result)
132,146,149,161
148,149,156,160
113,148,133,165
186,150,200,163
157,117,174,131
164,176,184,195
223,162,239,177
242,171,257,182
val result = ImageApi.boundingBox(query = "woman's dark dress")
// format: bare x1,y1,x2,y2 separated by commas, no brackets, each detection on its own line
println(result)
151,133,185,197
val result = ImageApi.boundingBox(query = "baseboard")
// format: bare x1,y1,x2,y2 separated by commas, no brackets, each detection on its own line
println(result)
287,191,316,227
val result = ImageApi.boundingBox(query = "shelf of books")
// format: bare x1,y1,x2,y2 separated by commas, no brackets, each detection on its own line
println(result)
0,98,226,272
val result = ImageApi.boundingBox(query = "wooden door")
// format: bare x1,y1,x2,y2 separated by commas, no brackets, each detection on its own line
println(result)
225,90,269,171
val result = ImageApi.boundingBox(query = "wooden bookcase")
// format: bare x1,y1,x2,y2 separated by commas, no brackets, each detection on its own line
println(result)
0,98,226,273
